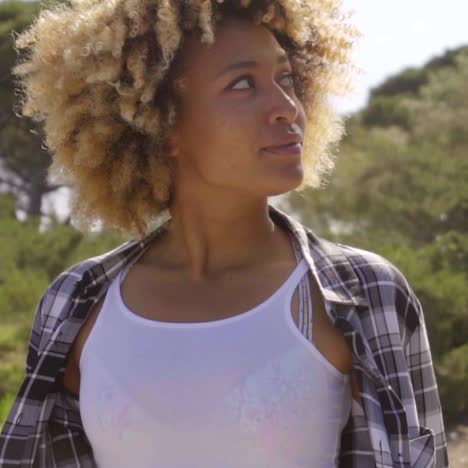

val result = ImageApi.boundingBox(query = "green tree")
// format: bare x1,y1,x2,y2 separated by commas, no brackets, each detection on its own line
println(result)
0,1,65,220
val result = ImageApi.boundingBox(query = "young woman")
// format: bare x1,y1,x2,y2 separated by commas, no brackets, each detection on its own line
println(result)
1,0,448,467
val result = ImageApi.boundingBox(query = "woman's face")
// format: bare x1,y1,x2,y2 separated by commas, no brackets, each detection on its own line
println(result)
168,17,307,199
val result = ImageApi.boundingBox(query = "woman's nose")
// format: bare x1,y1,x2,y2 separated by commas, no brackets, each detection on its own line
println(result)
265,85,299,125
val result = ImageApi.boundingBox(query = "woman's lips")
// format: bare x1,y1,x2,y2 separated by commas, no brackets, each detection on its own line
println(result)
260,142,303,156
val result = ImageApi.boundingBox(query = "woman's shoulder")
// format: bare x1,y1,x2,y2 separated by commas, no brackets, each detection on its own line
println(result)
49,236,139,291
307,231,423,324
335,241,407,283
309,228,408,283
38,237,137,321
28,237,138,359
325,239,424,332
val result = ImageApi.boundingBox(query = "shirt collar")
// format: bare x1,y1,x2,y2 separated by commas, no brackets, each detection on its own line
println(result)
267,204,368,307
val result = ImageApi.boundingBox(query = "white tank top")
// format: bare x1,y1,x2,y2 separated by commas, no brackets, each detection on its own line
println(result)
79,242,352,468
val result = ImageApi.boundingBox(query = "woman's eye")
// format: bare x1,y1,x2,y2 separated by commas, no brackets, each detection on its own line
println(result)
228,73,295,91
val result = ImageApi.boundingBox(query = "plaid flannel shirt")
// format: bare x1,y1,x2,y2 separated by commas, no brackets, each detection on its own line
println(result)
0,204,449,467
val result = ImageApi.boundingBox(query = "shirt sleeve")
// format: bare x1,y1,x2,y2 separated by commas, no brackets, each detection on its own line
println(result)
404,286,450,468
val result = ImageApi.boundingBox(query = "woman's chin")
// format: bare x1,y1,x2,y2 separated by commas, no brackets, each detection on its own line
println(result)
263,172,305,197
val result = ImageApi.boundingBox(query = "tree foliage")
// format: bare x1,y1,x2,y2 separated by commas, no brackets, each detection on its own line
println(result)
0,0,65,220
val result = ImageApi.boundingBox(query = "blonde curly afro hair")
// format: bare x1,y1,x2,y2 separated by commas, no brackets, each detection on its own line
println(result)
12,0,360,238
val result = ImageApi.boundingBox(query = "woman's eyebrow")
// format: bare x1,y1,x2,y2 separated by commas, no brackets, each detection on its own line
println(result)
214,52,290,79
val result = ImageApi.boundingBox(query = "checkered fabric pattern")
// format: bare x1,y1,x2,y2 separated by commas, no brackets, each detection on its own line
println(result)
0,205,449,467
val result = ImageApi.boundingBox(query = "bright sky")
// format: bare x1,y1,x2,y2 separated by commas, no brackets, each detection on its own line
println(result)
334,0,468,115
25,0,466,220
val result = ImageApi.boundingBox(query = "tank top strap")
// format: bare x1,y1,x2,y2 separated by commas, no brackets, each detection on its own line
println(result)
288,231,310,316
285,230,316,344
